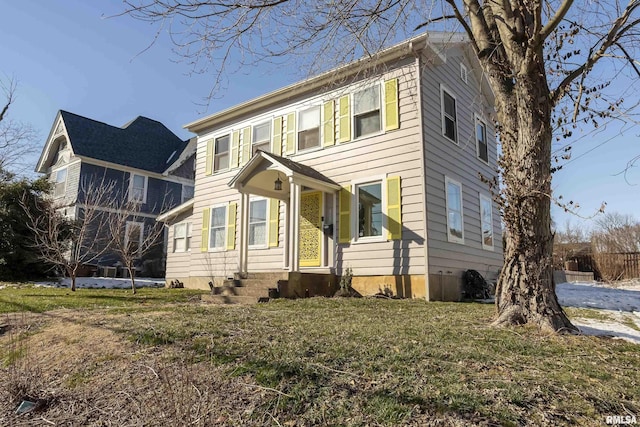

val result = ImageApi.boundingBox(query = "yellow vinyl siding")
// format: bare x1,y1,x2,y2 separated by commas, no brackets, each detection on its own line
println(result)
201,208,210,251
386,176,402,240
338,185,351,243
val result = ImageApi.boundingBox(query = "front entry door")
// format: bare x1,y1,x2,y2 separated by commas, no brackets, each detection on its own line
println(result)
299,191,323,267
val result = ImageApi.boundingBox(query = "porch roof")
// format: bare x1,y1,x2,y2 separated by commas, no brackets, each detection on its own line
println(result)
228,151,340,200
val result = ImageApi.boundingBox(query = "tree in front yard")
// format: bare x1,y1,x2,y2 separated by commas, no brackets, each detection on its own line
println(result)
121,0,640,331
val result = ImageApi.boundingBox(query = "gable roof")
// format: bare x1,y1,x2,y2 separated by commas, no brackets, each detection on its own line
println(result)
37,111,190,174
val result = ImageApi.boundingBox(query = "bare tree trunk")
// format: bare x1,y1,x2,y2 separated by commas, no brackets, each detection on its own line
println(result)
128,264,137,294
493,69,577,333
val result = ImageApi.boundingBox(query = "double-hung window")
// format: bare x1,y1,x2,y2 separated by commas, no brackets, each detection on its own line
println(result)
214,135,230,171
173,222,192,252
53,168,67,198
353,84,381,138
445,177,464,243
298,106,321,151
129,174,147,203
248,198,268,247
125,221,144,256
252,121,271,155
479,194,494,250
476,116,488,163
209,206,227,250
356,181,383,240
441,87,458,143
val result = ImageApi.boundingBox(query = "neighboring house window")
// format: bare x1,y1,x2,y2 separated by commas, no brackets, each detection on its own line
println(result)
125,221,144,256
248,198,268,247
182,185,194,203
356,181,383,239
353,84,381,138
173,222,192,252
479,194,494,250
476,116,488,163
460,63,468,84
441,87,458,143
53,168,67,198
209,205,227,250
214,134,230,171
298,106,321,151
445,177,464,243
252,121,271,155
129,174,148,203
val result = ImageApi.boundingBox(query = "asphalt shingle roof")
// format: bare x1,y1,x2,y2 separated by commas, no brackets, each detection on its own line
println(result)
60,110,188,173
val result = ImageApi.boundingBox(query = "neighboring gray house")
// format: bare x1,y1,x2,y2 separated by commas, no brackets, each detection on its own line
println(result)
159,33,503,300
36,111,195,275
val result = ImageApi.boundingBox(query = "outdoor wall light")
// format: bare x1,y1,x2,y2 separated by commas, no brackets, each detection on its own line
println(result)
274,173,283,191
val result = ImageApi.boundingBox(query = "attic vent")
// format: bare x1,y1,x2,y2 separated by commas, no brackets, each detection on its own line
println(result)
166,150,177,164
460,63,468,84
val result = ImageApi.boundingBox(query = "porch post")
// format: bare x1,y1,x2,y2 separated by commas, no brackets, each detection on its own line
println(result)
240,192,249,275
288,179,301,272
283,200,289,270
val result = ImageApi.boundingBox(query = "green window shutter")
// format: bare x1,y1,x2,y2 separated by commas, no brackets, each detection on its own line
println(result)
227,202,237,250
323,100,335,147
384,78,399,131
201,208,210,252
285,112,296,155
338,185,351,243
268,198,279,247
272,116,283,156
386,176,402,240
338,95,351,143
231,130,240,168
205,140,214,176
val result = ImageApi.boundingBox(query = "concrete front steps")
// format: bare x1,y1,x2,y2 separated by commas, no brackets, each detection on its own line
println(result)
202,272,288,305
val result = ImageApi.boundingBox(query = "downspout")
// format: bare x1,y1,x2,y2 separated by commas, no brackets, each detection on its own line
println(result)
414,44,431,301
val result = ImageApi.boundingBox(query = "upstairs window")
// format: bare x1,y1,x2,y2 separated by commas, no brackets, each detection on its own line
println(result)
445,177,464,244
298,106,321,151
476,116,488,163
214,135,230,171
441,87,458,143
129,174,147,203
182,185,194,203
53,168,67,198
252,121,271,155
354,85,381,138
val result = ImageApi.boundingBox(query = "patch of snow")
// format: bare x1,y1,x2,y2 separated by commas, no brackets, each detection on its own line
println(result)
557,281,640,343
34,277,165,289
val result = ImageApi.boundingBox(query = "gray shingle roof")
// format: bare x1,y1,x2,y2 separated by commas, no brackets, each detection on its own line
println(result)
60,111,188,173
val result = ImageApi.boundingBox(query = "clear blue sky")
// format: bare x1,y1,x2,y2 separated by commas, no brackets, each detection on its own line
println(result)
1,1,638,232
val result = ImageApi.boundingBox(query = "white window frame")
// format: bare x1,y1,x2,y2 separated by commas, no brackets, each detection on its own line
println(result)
460,63,468,84
352,82,383,140
173,222,192,253
53,167,67,198
445,176,464,244
475,114,489,164
440,85,458,144
351,175,387,244
297,106,322,152
125,221,144,257
247,197,269,249
213,134,231,173
128,173,148,203
479,194,494,251
208,204,227,251
181,184,194,203
252,120,271,155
